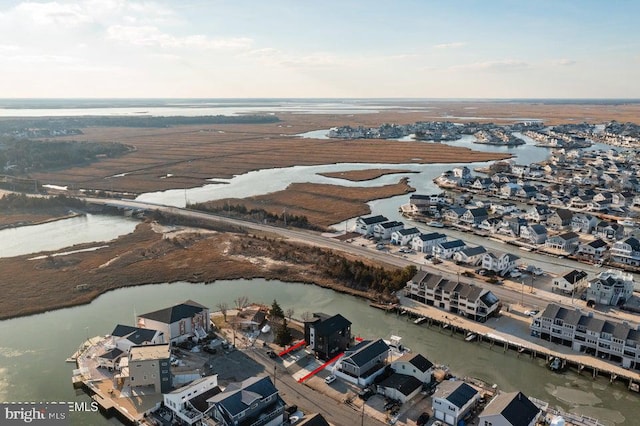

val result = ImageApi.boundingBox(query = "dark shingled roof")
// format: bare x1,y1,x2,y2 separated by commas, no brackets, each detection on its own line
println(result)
343,339,389,368
587,239,608,248
379,373,422,396
207,376,278,417
98,347,123,360
398,353,433,373
435,381,478,408
311,313,351,336
189,386,222,413
481,391,540,426
111,324,160,344
562,270,588,284
139,300,207,324
296,413,331,426
359,215,388,225
439,240,466,249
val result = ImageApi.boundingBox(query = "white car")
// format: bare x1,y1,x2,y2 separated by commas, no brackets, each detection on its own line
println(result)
324,375,336,384
509,270,522,278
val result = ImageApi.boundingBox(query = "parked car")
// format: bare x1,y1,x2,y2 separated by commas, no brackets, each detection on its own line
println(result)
266,350,277,358
509,270,522,278
417,412,430,426
325,375,336,384
358,388,374,400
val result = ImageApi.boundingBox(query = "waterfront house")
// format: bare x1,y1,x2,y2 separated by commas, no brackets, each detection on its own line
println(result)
434,239,467,259
520,224,547,245
109,324,165,353
354,215,389,236
377,373,423,404
500,183,521,198
546,209,573,230
545,232,580,253
411,232,447,254
478,217,501,233
569,195,592,209
208,376,285,426
471,177,492,190
511,164,530,177
405,271,501,322
432,380,480,426
516,185,538,200
304,313,352,361
481,252,519,275
478,391,541,426
96,348,124,371
594,221,624,240
336,339,390,387
577,238,608,261
372,220,404,240
137,300,210,344
390,353,434,384
611,237,640,266
390,227,420,246
571,213,599,234
453,246,487,266
117,343,172,394
461,207,489,225
586,269,635,306
442,207,467,223
526,205,552,222
530,303,640,368
504,216,528,237
552,270,589,294
453,166,472,181
163,376,221,425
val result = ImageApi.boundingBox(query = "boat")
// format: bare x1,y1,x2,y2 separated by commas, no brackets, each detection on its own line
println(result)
427,221,444,228
618,217,637,227
260,325,271,334
465,333,477,342
548,357,563,372
414,317,427,325
385,335,410,354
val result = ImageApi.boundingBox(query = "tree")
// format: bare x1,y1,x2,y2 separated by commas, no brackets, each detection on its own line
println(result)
270,299,284,320
301,311,312,322
286,308,295,320
216,302,229,322
234,296,249,311
275,317,293,346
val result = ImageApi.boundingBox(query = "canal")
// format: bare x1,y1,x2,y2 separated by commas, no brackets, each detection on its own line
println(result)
0,280,636,425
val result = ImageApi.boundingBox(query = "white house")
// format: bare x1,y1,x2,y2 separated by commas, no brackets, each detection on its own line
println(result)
545,232,580,253
611,237,640,266
552,270,589,294
137,300,210,344
433,240,466,259
377,374,423,404
577,239,608,261
336,339,390,387
478,391,541,426
390,227,420,246
109,324,165,353
163,376,220,425
453,246,487,266
481,252,519,275
432,380,479,425
411,232,447,253
586,269,635,306
390,353,434,384
520,224,547,245
373,221,405,240
354,215,389,236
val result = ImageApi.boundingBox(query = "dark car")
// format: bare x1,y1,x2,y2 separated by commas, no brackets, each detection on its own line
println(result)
358,388,374,400
266,350,277,358
417,412,430,426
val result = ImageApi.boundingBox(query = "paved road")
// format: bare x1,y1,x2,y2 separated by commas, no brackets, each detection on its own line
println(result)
84,198,587,310
243,347,385,426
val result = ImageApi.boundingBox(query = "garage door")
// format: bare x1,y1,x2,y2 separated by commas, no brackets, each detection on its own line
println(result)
435,410,444,421
445,414,455,425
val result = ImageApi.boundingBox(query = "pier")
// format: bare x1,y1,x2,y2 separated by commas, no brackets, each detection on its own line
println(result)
392,296,640,393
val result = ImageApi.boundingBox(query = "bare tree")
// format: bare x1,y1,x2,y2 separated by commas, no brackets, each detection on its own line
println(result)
234,296,249,311
286,308,295,320
216,302,229,322
301,311,312,322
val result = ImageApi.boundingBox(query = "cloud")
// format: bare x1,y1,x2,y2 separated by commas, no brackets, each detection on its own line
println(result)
107,25,253,50
244,48,344,68
13,1,93,26
554,58,577,66
434,42,466,49
0,44,19,52
450,59,529,71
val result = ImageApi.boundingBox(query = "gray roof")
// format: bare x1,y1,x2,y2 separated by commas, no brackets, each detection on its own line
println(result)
207,376,278,417
587,239,608,248
97,347,123,360
398,353,434,372
562,270,588,284
139,300,207,324
460,246,487,257
418,232,447,241
379,221,404,229
111,324,161,344
398,227,420,236
480,391,540,426
439,240,466,249
343,339,389,368
529,224,547,234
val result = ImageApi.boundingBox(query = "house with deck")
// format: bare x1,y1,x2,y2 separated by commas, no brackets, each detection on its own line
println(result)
373,221,404,240
546,208,573,230
586,269,635,306
552,270,589,294
453,246,487,266
137,300,210,344
611,237,640,266
391,227,420,246
545,232,580,253
304,313,352,360
207,376,286,426
354,215,389,236
405,271,501,322
411,232,447,254
163,376,221,425
336,339,390,387
116,343,172,394
478,391,541,426
481,252,519,275
577,238,608,262
432,380,480,426
434,239,467,259
520,224,547,245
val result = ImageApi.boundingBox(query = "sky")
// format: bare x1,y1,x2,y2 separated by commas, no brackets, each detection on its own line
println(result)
0,0,639,99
